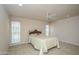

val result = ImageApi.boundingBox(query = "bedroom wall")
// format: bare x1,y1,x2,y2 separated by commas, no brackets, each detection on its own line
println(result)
50,16,79,46
10,16,48,45
0,5,9,54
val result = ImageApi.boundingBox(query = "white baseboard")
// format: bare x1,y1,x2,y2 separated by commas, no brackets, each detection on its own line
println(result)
60,40,79,46
9,42,28,46
0,51,8,55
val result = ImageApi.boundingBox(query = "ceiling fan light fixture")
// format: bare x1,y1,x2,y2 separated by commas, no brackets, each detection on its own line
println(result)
18,3,23,6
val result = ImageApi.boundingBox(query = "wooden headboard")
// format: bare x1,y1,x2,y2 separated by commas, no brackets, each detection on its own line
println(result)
29,29,42,35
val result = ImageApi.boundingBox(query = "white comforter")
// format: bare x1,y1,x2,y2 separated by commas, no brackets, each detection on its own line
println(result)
29,35,59,53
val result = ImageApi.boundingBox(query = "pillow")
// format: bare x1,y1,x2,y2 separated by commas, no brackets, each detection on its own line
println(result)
29,34,39,37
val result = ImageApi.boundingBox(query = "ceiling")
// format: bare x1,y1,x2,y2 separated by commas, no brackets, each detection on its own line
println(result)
4,4,79,22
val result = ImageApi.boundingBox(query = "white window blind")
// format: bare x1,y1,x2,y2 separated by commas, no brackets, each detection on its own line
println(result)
45,24,49,36
11,21,21,43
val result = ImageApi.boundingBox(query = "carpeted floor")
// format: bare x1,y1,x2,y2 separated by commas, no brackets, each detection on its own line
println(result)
8,41,79,55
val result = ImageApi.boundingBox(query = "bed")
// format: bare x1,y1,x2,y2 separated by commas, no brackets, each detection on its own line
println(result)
28,30,59,53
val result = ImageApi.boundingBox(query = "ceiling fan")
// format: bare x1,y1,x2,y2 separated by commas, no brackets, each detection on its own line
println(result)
46,12,57,21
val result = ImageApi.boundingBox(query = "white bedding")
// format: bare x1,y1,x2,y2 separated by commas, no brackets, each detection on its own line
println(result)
29,35,59,53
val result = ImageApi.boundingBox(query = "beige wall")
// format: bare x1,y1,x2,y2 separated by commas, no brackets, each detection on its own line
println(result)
0,5,9,54
50,16,79,46
10,17,48,45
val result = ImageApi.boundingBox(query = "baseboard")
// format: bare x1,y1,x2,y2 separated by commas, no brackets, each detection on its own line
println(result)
9,42,28,46
9,40,79,47
60,40,79,46
0,51,8,55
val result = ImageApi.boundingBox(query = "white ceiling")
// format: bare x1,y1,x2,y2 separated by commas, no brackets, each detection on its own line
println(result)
4,4,79,22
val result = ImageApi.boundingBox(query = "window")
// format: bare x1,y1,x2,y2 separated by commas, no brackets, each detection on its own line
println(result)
11,21,21,43
45,24,49,36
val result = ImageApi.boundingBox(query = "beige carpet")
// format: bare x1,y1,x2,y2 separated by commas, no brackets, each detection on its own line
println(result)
8,41,79,55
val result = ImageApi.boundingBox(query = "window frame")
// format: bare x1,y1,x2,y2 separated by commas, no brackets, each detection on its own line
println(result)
11,21,21,43
45,24,50,36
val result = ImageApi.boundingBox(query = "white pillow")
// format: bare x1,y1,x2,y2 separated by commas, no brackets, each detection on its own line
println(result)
29,34,39,37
